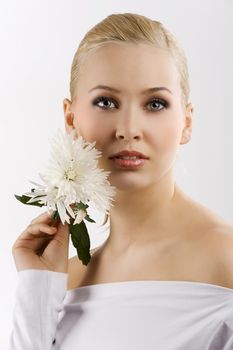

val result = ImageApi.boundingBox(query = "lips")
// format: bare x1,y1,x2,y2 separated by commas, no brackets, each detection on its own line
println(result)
110,157,147,169
109,150,149,159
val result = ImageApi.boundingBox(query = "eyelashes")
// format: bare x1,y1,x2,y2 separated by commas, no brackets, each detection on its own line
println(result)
92,96,169,112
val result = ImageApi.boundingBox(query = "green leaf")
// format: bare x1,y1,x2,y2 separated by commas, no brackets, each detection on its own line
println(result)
84,214,96,223
76,202,89,210
69,219,91,266
51,210,60,226
76,202,95,223
14,194,44,207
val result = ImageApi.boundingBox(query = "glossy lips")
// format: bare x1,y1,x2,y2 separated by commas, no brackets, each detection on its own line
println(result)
110,157,146,169
109,150,149,159
109,150,149,169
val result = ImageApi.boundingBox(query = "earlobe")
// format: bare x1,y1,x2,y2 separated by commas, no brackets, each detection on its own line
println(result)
180,130,191,145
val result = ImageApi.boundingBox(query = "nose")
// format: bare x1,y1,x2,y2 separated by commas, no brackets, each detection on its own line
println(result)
115,112,143,143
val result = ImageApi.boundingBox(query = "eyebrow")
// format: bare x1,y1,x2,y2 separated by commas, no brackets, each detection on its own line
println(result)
88,84,173,95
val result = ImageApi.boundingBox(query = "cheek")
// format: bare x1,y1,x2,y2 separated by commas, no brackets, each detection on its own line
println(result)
150,121,182,154
74,115,108,151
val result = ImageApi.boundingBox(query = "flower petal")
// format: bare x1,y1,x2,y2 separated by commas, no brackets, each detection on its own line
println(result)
73,209,86,225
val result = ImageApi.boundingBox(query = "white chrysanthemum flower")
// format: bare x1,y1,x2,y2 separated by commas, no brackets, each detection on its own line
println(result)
25,128,116,225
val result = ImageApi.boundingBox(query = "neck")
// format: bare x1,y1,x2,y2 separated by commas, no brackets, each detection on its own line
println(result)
105,170,185,253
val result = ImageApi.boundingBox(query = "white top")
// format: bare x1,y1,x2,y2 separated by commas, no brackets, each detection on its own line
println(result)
8,269,233,350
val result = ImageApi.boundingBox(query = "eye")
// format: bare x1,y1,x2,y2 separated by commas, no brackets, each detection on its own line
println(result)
92,96,169,111
92,96,118,109
146,98,168,112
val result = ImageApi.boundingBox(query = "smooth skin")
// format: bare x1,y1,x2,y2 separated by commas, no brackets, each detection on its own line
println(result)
64,42,194,255
63,42,233,290
12,211,70,273
12,43,233,291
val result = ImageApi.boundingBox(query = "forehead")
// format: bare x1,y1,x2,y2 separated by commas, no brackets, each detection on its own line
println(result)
77,42,180,95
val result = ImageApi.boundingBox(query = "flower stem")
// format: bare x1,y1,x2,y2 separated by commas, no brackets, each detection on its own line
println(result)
51,210,60,227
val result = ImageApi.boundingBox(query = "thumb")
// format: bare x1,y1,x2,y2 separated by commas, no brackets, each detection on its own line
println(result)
55,219,70,246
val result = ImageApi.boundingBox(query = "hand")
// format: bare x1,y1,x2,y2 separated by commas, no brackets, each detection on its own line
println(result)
12,211,70,273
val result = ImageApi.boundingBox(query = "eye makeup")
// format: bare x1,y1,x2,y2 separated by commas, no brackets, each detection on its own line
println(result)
92,95,169,112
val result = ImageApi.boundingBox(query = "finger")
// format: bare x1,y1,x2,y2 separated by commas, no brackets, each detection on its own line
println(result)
53,221,70,244
22,223,57,238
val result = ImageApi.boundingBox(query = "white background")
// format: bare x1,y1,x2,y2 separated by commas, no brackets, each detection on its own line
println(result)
0,0,232,347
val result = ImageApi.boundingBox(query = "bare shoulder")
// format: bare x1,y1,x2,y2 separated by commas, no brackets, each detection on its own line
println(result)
67,246,100,291
205,223,233,289
180,192,233,288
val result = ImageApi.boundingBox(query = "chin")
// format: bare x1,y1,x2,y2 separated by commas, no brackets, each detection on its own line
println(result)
109,173,151,191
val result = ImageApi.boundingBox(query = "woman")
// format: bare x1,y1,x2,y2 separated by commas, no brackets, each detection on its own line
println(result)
10,12,233,350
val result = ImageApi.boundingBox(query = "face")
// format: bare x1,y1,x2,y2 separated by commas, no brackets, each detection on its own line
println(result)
64,42,193,191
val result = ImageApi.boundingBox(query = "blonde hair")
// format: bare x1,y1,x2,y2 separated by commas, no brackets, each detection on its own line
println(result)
69,12,191,228
69,12,190,111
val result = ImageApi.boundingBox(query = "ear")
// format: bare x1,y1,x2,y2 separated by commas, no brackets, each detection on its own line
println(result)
63,98,79,140
63,98,74,133
180,102,194,145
